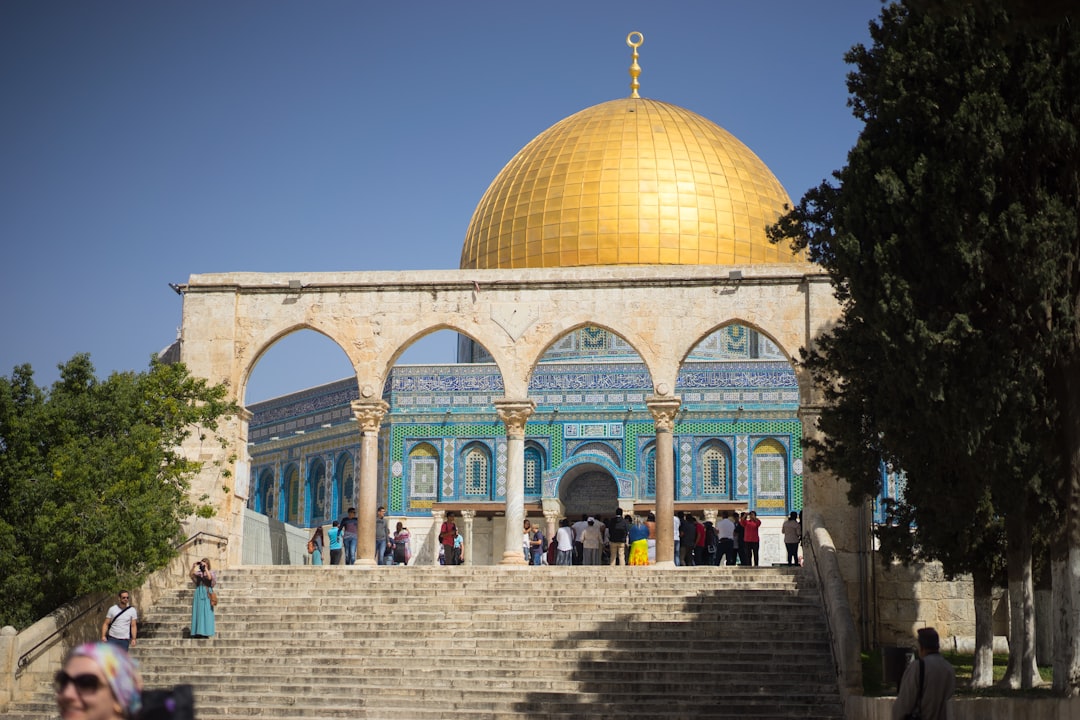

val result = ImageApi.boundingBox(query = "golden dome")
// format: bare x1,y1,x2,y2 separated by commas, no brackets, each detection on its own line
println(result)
460,97,801,269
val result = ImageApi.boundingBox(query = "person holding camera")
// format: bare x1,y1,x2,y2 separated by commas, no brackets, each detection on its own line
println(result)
189,558,216,639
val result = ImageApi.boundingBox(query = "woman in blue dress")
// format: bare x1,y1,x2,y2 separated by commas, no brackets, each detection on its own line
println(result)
189,557,216,638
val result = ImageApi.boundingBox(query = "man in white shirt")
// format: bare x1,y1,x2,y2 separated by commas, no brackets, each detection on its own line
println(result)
555,518,575,565
717,511,737,566
571,514,589,565
673,513,682,566
101,590,137,651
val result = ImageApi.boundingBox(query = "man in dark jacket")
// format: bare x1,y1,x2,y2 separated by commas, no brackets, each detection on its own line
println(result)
892,627,955,720
606,508,629,565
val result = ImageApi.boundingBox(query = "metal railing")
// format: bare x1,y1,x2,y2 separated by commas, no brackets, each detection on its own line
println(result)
16,598,105,672
15,530,228,672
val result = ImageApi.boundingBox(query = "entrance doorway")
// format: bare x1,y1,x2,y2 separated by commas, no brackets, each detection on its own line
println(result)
559,466,618,519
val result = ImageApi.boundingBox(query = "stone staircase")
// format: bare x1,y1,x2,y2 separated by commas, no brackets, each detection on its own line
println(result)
8,565,843,719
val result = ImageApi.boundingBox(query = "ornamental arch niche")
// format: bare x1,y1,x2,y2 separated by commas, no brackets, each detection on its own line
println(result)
557,460,619,520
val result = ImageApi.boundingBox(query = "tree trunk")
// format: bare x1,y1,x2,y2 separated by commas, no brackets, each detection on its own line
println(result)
1052,358,1080,696
970,566,995,688
1000,511,1042,689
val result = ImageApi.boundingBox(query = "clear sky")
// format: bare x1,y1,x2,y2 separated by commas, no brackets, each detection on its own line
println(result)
1,1,884,404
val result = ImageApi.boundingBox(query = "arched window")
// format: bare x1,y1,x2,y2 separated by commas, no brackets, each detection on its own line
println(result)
701,443,731,496
251,470,272,515
524,444,545,496
753,439,787,501
335,453,355,518
644,446,656,497
463,444,491,497
409,443,439,498
263,480,276,519
284,464,301,525
308,458,327,525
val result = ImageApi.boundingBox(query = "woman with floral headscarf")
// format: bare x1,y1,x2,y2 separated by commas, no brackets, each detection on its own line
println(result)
55,641,142,720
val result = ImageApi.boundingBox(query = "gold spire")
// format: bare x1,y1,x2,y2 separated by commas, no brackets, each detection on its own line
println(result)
627,32,643,99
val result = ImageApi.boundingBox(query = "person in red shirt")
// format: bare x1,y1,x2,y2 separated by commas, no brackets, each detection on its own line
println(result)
440,512,458,565
693,515,707,565
741,511,762,566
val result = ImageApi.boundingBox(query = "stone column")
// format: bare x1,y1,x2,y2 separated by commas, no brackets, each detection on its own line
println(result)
460,509,476,566
647,395,681,567
543,507,561,555
495,399,535,565
351,399,389,567
703,508,717,524
430,509,445,566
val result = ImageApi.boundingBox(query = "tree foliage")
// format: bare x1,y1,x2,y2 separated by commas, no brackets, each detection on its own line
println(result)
0,354,236,629
769,0,1080,690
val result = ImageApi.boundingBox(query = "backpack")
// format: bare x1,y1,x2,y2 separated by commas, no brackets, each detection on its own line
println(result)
608,516,628,543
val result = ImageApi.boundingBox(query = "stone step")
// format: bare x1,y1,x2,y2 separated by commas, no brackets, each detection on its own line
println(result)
130,634,831,650
132,656,835,678
6,566,841,719
142,613,826,630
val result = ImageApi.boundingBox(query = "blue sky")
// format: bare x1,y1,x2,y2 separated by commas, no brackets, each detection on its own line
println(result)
1,1,884,403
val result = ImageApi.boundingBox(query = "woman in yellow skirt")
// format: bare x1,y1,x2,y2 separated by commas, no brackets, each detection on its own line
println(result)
628,517,650,565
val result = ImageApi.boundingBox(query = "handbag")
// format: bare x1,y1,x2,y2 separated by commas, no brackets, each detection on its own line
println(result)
208,590,218,608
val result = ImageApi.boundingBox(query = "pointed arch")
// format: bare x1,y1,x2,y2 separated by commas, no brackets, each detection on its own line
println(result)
307,457,327,525
524,442,545,497
699,440,732,497
679,319,796,366
460,441,493,499
526,322,654,386
282,464,301,525
333,452,355,519
240,324,356,407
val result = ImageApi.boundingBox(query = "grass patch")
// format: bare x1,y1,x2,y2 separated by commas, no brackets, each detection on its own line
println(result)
862,649,1054,697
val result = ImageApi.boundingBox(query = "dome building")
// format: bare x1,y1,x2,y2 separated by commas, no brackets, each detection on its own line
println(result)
461,97,799,270
243,33,817,567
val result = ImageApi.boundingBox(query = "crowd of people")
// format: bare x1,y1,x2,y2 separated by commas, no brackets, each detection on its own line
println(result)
523,509,804,567
303,506,804,567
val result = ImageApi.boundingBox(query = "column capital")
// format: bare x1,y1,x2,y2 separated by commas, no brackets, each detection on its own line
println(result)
646,395,682,432
494,398,536,438
351,399,390,433
459,509,477,522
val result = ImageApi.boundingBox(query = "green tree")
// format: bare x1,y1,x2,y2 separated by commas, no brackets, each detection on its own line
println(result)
769,1,1080,694
0,354,236,629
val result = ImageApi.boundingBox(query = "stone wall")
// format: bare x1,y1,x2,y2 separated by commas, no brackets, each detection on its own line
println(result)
846,695,1080,720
